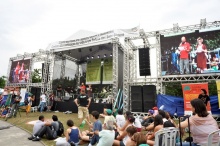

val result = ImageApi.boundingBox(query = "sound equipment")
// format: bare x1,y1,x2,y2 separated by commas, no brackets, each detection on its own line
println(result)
30,87,41,106
131,86,143,112
139,48,151,76
143,85,157,112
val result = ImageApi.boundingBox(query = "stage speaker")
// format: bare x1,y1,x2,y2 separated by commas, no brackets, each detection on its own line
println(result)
131,86,143,112
139,48,151,76
143,85,156,112
31,87,41,106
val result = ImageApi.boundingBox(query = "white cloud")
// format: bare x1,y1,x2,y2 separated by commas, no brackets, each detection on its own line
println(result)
0,0,220,76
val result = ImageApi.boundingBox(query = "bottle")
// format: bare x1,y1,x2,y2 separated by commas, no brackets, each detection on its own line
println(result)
80,120,86,128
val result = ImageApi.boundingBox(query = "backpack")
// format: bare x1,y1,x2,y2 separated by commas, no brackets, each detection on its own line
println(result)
57,121,64,136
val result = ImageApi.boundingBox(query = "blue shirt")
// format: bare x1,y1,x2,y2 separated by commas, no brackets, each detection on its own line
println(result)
93,120,102,134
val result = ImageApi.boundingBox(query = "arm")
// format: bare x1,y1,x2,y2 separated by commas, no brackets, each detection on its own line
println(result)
74,99,79,107
147,126,161,140
116,129,127,140
87,98,91,108
178,119,189,129
65,129,71,142
186,43,191,52
118,120,129,131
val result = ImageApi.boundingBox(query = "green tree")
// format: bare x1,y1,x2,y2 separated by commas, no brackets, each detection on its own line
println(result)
0,76,6,88
32,69,42,83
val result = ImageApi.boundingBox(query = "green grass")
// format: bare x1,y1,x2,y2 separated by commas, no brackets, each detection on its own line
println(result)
1,111,96,146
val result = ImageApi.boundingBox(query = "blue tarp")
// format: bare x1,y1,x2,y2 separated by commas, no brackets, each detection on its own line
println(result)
157,94,220,116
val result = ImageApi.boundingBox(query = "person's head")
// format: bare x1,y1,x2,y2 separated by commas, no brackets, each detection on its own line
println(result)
39,115,44,121
201,89,207,95
104,120,114,130
126,126,137,137
106,109,112,115
197,37,203,45
190,98,208,117
127,115,135,123
80,89,86,94
158,110,166,119
67,119,74,127
148,109,154,115
181,36,186,43
91,111,99,120
81,82,84,86
118,109,123,115
154,115,163,128
52,115,58,121
163,120,175,128
165,112,172,120
131,132,146,146
125,111,132,119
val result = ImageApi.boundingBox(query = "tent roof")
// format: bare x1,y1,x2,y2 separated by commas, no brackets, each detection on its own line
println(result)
65,30,98,41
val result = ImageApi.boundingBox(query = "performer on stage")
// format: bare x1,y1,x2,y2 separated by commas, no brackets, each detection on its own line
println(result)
179,36,191,74
198,89,210,107
15,62,20,83
196,37,207,73
19,63,24,82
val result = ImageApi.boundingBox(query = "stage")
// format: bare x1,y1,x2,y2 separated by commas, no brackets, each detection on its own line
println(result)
53,98,112,114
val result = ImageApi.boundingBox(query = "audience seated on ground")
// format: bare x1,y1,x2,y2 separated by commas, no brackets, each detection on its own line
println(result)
28,115,45,140
56,119,82,146
177,99,219,146
165,111,177,127
133,115,142,132
100,105,108,118
116,109,125,128
29,115,60,141
0,106,9,118
97,120,115,146
127,132,149,146
141,109,154,127
113,115,136,146
124,126,138,146
146,115,164,146
104,109,116,125
81,111,102,146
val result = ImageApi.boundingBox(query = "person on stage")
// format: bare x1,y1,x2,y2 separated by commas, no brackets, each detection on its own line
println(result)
196,37,208,73
19,62,24,82
198,89,210,107
87,84,92,98
178,36,191,74
15,62,20,83
74,89,91,127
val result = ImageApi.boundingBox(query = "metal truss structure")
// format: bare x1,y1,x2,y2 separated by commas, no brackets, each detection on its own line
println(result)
125,20,220,113
6,49,53,93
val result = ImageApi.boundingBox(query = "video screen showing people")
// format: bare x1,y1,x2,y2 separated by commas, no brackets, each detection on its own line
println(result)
9,59,30,83
160,29,220,75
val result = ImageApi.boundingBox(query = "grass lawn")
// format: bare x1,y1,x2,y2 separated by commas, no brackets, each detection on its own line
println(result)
1,110,96,146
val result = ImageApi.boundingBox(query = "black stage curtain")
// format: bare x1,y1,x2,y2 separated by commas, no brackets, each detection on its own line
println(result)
53,99,112,114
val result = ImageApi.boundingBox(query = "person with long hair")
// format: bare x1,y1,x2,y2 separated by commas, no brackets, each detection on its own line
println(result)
198,89,210,107
127,132,148,146
196,37,208,73
179,98,219,146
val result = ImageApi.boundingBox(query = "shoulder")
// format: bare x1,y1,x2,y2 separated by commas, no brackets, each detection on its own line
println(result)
202,44,207,49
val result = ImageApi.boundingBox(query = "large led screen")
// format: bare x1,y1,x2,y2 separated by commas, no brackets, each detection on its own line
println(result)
160,29,220,75
9,59,31,83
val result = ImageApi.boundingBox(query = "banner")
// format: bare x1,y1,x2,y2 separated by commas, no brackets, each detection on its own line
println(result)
182,83,210,115
216,80,220,108
103,58,113,84
86,59,101,84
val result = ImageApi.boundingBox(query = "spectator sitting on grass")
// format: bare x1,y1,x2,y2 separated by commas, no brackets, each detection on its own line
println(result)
81,111,102,146
56,119,82,146
0,106,9,118
28,115,45,140
116,109,125,128
104,109,116,125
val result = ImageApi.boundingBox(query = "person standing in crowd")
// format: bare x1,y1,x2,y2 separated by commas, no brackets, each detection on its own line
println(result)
57,85,63,98
74,89,91,126
87,84,92,98
196,37,208,73
28,115,45,140
179,36,191,74
39,92,47,113
8,91,22,118
56,119,82,146
26,94,35,116
47,93,54,111
198,89,210,107
80,82,86,92
178,99,219,146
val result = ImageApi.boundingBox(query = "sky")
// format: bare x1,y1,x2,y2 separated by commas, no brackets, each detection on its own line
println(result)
0,0,220,76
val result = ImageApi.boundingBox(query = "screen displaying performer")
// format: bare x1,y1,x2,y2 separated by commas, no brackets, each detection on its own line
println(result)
9,59,30,83
160,29,220,75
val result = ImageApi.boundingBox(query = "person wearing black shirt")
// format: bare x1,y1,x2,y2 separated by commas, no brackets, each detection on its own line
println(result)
9,91,22,118
74,89,91,125
198,89,210,106
57,85,62,98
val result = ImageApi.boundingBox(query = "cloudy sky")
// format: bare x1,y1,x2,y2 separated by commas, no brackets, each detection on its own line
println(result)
0,0,220,76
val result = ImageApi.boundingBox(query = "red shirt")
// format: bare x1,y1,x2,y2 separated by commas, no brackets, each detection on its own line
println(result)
80,85,86,91
179,42,191,59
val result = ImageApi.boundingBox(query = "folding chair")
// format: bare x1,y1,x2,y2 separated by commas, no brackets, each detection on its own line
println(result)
207,129,220,146
154,128,167,146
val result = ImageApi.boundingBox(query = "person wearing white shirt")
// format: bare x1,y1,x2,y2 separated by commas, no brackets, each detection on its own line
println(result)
116,109,125,128
39,92,47,113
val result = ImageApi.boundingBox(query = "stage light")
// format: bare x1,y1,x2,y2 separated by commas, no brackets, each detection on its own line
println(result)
97,55,100,58
91,56,94,59
87,56,89,60
110,53,112,57
104,54,107,58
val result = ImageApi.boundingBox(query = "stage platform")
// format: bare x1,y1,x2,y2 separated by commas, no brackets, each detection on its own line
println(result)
53,98,112,114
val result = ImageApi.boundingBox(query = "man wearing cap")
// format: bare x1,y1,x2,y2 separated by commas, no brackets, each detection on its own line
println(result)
74,89,91,126
104,109,116,125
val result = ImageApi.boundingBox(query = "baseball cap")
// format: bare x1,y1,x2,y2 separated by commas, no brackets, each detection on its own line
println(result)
152,106,158,110
106,109,112,115
148,109,154,115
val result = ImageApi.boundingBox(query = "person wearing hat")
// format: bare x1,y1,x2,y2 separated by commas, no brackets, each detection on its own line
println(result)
104,109,116,125
141,110,154,127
